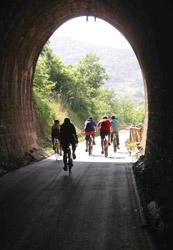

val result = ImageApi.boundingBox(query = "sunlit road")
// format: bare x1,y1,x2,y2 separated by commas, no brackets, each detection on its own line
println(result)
0,131,156,250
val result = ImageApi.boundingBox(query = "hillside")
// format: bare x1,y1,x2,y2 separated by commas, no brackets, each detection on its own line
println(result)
49,36,145,105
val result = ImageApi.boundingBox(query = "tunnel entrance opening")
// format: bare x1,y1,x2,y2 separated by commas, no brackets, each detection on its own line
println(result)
34,16,147,158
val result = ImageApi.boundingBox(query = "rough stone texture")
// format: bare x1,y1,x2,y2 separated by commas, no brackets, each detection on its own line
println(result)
0,147,50,176
133,156,173,249
0,0,173,247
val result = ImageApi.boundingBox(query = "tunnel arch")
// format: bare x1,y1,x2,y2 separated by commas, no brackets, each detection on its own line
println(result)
48,16,147,139
0,0,172,169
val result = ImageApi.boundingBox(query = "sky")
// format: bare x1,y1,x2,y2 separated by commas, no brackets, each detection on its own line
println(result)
50,17,131,49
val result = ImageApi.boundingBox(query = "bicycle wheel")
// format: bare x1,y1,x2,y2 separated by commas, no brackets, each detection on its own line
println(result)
68,158,73,174
104,139,108,157
88,137,93,156
113,134,117,152
67,147,73,174
54,142,58,161
55,139,60,160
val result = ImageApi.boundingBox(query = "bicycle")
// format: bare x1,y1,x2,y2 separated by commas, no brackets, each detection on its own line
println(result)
54,137,61,161
112,132,117,153
63,146,73,174
88,135,93,156
103,135,109,157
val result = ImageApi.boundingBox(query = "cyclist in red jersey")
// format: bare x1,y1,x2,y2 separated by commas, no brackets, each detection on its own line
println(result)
98,116,113,154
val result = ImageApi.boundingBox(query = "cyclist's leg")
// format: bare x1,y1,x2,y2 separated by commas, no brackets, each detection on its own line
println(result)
56,134,62,156
92,132,96,145
111,131,114,142
71,141,76,159
104,134,109,156
59,142,62,156
86,140,89,151
108,132,111,145
52,136,55,150
116,132,120,148
100,132,105,153
112,132,116,152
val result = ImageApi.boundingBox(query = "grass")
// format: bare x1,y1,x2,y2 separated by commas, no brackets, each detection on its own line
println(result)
37,97,86,154
125,139,137,152
49,98,85,142
39,138,53,154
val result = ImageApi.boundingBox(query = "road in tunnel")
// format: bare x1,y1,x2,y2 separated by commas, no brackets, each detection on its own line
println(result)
0,131,157,250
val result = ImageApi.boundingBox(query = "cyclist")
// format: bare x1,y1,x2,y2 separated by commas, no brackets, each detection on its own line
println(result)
51,119,62,155
60,118,78,171
98,116,112,154
84,117,97,152
111,115,120,149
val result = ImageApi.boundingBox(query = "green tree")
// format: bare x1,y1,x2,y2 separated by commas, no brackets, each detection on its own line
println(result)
33,43,56,134
76,53,109,91
33,56,55,98
73,53,110,119
133,105,145,124
118,96,135,125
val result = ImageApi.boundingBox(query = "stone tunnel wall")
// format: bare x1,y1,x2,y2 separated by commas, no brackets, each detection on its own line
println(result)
0,1,173,247
0,0,171,171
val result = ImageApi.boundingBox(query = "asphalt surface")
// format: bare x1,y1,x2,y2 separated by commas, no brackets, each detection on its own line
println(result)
0,131,157,250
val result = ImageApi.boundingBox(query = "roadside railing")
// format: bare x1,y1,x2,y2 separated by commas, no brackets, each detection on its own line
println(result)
129,124,143,143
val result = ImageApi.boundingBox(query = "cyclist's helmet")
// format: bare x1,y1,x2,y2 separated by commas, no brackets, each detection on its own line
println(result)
88,116,92,120
54,119,59,123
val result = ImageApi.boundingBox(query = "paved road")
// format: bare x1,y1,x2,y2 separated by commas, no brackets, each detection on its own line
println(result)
0,131,157,250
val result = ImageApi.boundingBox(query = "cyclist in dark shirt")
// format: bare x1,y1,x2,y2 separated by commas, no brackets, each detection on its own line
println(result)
60,118,78,171
84,117,97,152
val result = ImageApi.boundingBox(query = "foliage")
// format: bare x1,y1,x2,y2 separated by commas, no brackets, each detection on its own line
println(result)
125,140,137,151
50,36,145,105
118,96,135,125
111,96,145,126
133,105,145,124
33,42,56,136
33,41,145,144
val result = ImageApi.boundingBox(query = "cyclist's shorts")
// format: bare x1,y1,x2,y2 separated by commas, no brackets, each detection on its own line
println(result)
85,131,95,140
61,140,76,151
100,131,110,139
53,134,61,141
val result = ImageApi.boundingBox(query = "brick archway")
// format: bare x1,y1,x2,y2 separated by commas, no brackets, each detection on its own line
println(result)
0,0,173,169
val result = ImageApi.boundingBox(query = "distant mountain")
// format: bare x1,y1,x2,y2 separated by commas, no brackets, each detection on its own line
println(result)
49,36,145,105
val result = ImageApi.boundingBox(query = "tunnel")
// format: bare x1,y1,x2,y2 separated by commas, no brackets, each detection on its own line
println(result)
0,0,173,248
